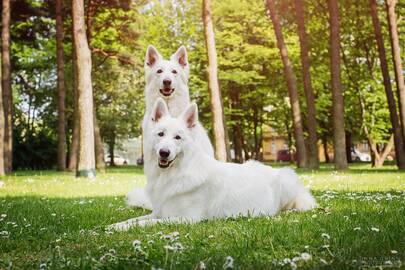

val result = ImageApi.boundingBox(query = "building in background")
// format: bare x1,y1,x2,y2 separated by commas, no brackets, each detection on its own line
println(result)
262,127,376,162
104,137,142,165
262,127,289,161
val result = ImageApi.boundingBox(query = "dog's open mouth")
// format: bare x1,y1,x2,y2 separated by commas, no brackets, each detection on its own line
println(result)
159,88,174,97
158,157,175,168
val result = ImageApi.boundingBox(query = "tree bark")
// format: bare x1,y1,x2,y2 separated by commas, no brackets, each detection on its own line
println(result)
84,0,106,171
294,0,319,169
108,133,115,166
73,0,96,177
345,131,352,163
94,109,105,171
230,86,243,163
253,106,260,159
2,0,12,173
328,0,348,170
369,0,405,169
68,38,79,171
0,45,4,176
376,135,394,167
322,135,330,163
266,0,308,168
56,0,66,171
202,0,227,162
385,0,405,142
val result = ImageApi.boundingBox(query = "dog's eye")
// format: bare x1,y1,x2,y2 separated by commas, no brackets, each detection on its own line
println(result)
172,70,177,74
158,131,164,137
157,69,163,74
174,135,181,140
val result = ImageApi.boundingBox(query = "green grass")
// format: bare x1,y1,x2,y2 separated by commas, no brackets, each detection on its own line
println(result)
1,164,405,269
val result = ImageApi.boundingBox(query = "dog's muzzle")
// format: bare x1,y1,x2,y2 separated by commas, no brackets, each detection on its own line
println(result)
158,157,175,168
159,88,174,97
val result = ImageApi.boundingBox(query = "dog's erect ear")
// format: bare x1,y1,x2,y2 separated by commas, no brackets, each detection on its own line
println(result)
170,46,188,68
151,98,168,122
145,45,161,67
182,103,198,129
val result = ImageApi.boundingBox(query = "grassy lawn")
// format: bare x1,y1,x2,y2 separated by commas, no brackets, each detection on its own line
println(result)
0,164,405,269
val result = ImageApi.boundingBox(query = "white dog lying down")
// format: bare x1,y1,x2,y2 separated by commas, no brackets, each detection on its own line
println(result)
109,99,317,231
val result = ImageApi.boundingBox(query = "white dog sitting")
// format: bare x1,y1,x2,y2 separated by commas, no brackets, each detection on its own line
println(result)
126,45,214,209
109,99,317,230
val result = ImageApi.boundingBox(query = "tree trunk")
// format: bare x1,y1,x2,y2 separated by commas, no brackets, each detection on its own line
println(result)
56,0,66,171
202,0,227,162
2,0,12,173
377,135,394,167
266,0,307,168
369,0,405,169
294,0,319,169
94,109,105,172
108,133,115,167
345,131,352,163
253,106,260,159
322,136,330,163
84,0,104,171
68,39,79,171
386,0,405,142
230,86,243,163
73,0,96,177
0,46,4,176
328,0,348,170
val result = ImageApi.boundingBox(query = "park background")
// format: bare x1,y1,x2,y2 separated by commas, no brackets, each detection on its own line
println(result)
0,0,404,173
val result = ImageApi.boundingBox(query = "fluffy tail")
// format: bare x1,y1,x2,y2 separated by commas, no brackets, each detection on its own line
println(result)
278,168,317,211
126,188,153,210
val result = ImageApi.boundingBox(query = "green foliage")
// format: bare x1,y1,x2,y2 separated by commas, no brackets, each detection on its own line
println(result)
8,0,405,168
10,0,58,169
89,4,145,147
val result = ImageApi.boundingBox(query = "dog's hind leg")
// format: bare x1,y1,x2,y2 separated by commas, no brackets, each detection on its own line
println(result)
277,168,317,211
293,189,317,211
137,217,198,227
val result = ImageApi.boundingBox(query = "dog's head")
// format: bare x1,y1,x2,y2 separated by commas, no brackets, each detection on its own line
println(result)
144,45,190,98
149,98,198,169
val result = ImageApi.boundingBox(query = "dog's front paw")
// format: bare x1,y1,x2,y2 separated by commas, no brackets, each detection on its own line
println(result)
107,221,132,232
136,219,152,227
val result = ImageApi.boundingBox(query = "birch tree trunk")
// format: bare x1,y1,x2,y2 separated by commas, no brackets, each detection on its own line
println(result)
73,0,96,177
266,0,308,168
2,0,12,173
294,0,319,169
202,0,227,162
328,0,348,170
385,0,405,142
86,0,106,172
369,0,405,169
56,0,66,171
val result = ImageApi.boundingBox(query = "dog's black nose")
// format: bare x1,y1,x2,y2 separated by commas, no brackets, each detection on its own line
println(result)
163,79,171,87
159,148,170,158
